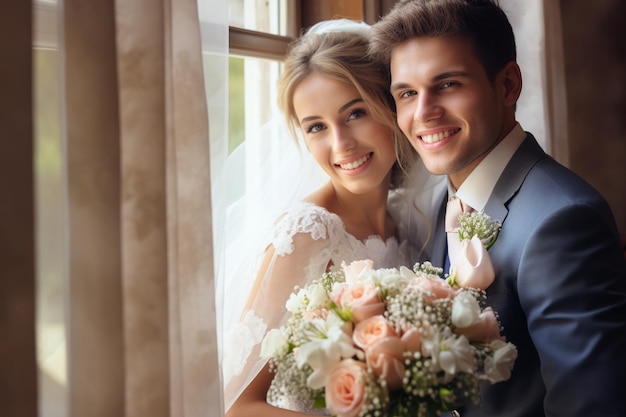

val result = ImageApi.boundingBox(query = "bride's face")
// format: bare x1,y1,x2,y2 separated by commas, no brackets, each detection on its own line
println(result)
293,73,396,195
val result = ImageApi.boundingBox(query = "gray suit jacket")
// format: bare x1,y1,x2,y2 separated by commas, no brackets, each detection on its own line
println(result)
430,133,626,416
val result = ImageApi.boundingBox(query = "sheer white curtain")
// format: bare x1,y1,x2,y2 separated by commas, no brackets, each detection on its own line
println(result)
197,0,228,416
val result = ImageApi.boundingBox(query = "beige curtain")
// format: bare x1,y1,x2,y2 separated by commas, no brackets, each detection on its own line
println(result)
63,0,222,416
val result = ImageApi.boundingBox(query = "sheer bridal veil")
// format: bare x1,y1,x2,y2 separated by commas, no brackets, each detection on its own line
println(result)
213,19,372,369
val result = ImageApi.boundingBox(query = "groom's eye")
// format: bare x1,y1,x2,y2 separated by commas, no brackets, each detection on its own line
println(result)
440,81,460,89
399,90,416,99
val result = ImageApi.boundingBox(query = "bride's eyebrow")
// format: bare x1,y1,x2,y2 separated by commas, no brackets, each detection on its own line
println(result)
300,115,320,124
300,98,365,124
338,98,363,114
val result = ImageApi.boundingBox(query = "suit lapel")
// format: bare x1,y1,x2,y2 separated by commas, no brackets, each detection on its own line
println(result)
484,133,547,225
427,133,547,270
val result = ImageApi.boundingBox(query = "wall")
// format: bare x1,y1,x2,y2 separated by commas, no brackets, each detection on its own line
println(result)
560,0,626,232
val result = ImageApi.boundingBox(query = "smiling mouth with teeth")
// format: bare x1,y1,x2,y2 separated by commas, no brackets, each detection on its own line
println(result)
420,129,459,144
338,153,373,170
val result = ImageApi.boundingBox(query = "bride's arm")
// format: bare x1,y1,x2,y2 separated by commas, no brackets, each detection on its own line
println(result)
227,363,313,417
223,227,333,415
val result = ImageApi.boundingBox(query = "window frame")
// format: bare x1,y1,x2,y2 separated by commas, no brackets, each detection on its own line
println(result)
229,26,292,61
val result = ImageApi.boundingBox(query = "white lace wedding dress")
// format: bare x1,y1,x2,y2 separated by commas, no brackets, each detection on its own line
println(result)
221,201,414,413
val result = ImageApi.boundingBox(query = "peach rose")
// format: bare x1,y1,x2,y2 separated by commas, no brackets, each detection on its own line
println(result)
329,283,346,306
365,337,405,390
340,283,385,323
455,307,503,342
400,327,424,353
353,315,397,350
411,276,456,301
341,259,374,283
325,359,369,417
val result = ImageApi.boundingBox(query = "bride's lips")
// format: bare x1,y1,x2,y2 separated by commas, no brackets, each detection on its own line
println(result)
335,152,373,172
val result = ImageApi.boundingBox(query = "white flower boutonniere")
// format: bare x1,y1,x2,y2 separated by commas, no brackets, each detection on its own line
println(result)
448,212,502,290
457,211,501,249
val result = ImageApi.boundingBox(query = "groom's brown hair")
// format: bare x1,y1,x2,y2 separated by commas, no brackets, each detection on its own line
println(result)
369,0,517,82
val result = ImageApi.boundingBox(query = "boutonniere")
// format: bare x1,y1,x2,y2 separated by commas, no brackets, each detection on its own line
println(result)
447,212,502,290
458,211,501,249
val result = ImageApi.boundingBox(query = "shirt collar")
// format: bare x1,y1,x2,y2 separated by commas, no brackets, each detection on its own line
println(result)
448,123,526,211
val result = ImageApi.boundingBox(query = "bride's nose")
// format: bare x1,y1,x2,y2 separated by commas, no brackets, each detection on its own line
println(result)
331,126,356,152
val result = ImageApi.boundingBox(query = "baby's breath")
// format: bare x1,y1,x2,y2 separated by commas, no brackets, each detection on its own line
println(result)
413,261,444,277
320,270,345,292
268,353,321,407
457,211,501,249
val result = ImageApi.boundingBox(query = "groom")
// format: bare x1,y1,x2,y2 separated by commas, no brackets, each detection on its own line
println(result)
371,0,626,416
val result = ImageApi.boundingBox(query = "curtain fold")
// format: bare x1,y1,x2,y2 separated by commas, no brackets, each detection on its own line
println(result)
65,0,125,415
65,0,222,415
163,0,221,415
116,0,169,415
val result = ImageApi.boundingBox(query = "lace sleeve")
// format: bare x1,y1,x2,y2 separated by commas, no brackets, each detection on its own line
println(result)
222,204,342,411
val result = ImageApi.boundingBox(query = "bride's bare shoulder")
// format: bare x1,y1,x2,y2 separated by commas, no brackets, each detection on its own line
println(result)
302,182,334,211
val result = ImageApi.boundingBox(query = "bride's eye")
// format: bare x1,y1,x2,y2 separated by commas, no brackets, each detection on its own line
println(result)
306,123,325,134
347,108,366,121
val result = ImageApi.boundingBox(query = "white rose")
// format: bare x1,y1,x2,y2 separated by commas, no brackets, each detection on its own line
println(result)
260,328,289,359
306,282,329,309
285,287,307,312
375,266,411,290
341,259,374,284
451,291,481,328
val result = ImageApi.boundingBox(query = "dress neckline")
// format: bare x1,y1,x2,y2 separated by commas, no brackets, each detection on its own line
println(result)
297,201,401,246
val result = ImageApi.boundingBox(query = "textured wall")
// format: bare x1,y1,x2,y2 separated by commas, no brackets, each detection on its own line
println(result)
560,0,626,232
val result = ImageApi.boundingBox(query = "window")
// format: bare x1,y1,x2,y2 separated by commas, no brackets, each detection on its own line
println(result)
33,1,68,417
228,0,293,153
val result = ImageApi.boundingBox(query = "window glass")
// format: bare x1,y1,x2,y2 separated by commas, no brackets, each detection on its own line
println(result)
229,56,282,154
229,0,289,36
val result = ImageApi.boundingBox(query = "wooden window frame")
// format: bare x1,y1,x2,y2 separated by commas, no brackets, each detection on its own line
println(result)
229,27,292,61
228,0,396,60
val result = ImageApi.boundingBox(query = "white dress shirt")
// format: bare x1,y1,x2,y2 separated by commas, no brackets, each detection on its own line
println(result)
448,123,527,210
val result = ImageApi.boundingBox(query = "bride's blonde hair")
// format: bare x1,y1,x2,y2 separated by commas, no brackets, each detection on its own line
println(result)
277,20,416,189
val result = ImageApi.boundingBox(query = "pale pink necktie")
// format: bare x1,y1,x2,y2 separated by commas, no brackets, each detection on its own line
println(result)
446,197,473,268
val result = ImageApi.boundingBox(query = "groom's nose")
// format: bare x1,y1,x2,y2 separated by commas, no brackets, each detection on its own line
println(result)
412,91,443,123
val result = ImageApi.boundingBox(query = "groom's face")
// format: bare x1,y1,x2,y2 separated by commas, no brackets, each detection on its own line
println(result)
389,35,512,189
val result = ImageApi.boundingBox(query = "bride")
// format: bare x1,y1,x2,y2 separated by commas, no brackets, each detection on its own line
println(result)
216,19,444,416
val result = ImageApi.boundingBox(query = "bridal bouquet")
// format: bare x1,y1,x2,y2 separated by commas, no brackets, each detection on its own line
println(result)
260,257,517,417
